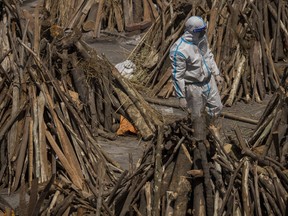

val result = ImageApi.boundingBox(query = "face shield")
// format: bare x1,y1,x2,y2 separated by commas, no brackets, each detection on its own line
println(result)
185,16,207,40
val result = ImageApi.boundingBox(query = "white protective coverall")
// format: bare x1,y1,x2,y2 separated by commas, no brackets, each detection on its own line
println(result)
170,16,223,120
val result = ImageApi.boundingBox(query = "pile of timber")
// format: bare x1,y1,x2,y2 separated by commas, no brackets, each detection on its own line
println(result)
0,1,163,215
128,0,288,106
23,0,162,38
109,73,288,215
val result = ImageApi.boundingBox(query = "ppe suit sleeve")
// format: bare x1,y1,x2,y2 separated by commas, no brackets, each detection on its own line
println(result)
206,48,220,76
170,51,186,98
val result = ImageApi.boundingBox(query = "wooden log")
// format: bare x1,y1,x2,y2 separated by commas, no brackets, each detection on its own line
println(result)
11,114,30,192
102,62,113,131
59,103,90,182
82,3,97,32
114,87,153,140
198,141,214,216
71,52,88,104
42,83,83,179
221,111,258,125
45,129,84,190
225,54,246,106
192,147,206,215
113,1,124,32
93,0,104,38
150,66,172,97
273,0,282,62
38,91,49,183
218,160,245,216
152,126,163,216
267,2,288,39
145,182,152,216
241,157,251,216
168,143,192,216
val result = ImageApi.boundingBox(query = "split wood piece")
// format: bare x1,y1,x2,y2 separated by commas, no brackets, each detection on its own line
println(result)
58,103,90,183
198,141,214,216
192,147,206,215
38,91,50,183
11,114,30,192
167,143,192,216
122,0,152,32
207,1,224,45
45,129,84,190
0,101,27,142
42,83,84,180
265,107,284,159
102,63,113,131
241,157,251,216
220,111,258,125
152,126,164,216
212,161,225,213
114,87,154,140
250,41,266,101
107,170,128,206
67,0,89,29
225,55,246,107
30,175,55,216
145,182,152,216
157,81,173,99
71,52,88,104
27,178,39,216
82,3,97,32
150,66,172,97
93,0,104,38
252,164,262,216
209,125,234,167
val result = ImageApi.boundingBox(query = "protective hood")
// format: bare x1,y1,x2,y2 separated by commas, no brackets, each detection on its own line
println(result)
183,16,207,43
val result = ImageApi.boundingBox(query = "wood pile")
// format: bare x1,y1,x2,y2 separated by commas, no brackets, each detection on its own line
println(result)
128,0,288,106
1,0,288,215
109,72,288,215
0,1,163,215
40,0,161,38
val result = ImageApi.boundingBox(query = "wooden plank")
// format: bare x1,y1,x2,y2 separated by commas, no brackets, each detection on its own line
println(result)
150,66,171,97
45,129,83,190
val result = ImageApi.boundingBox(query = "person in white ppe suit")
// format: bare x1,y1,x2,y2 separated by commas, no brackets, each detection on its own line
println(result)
170,16,223,127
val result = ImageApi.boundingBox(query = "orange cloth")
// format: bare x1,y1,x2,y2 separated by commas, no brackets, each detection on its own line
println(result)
116,116,137,135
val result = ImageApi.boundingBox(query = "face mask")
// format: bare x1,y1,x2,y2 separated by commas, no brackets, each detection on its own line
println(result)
192,30,206,40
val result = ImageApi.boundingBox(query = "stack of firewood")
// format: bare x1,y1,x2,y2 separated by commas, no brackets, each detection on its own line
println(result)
128,0,288,107
0,1,163,215
1,0,288,215
109,73,288,215
37,0,162,38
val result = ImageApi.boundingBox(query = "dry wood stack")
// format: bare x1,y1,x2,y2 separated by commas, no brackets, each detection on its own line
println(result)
0,1,163,215
41,0,160,38
109,72,288,215
128,0,288,106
